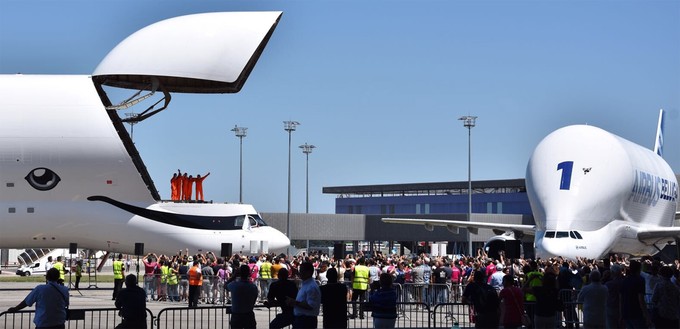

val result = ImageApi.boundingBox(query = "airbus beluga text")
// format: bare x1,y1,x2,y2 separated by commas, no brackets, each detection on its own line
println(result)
384,110,680,260
0,12,290,255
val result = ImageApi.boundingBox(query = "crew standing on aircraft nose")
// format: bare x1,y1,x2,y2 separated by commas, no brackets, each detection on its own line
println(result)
113,254,126,300
194,172,210,201
170,173,179,200
185,174,195,201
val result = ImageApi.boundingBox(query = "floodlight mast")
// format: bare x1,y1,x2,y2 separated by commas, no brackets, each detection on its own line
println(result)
125,112,139,140
284,121,300,256
459,115,477,257
231,125,248,203
299,143,316,213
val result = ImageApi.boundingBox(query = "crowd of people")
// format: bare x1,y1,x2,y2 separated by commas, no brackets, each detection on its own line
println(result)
7,247,680,329
170,170,210,201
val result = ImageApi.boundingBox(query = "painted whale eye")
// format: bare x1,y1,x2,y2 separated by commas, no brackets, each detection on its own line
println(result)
25,167,61,191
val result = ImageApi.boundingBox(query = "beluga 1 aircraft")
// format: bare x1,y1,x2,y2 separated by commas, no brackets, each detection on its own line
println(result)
384,110,680,260
0,12,290,255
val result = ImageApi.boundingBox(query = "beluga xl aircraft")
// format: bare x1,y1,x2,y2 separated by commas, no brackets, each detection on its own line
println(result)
384,110,680,260
0,12,290,255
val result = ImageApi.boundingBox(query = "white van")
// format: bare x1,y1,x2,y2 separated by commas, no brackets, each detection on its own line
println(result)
15,260,48,276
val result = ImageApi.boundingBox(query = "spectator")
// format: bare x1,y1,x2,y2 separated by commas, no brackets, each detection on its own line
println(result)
201,259,214,304
499,274,524,329
577,270,608,329
524,272,561,329
188,259,202,308
463,270,500,329
288,262,321,329
320,268,348,329
369,273,398,328
74,260,83,290
178,258,189,302
142,253,158,302
227,265,258,329
489,263,506,293
115,274,147,329
6,268,68,329
267,268,298,329
113,254,125,300
349,257,369,319
604,264,624,329
620,260,652,328
259,255,273,302
651,266,680,329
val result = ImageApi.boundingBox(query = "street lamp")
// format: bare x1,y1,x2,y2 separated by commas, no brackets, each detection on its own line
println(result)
125,112,139,141
231,125,248,203
459,115,477,256
284,121,300,256
299,143,316,213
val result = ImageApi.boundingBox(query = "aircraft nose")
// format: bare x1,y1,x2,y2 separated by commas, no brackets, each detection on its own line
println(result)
266,227,290,252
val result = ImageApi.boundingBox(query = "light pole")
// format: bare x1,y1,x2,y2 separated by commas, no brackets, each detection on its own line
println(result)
284,121,300,256
459,115,477,256
299,143,316,213
231,125,247,203
125,112,138,141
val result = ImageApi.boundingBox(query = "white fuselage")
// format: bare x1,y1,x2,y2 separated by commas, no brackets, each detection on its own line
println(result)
0,75,289,255
526,125,678,259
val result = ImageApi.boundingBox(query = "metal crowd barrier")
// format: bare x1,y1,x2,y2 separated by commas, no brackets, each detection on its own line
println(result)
0,308,154,329
156,306,231,329
399,283,454,305
0,298,584,329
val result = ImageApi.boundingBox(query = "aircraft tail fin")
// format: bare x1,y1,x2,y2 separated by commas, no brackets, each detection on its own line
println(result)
654,109,665,157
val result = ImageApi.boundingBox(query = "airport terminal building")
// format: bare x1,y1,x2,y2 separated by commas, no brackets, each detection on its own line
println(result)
262,178,537,257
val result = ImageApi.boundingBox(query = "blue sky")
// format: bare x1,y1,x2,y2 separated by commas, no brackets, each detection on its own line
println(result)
1,1,679,214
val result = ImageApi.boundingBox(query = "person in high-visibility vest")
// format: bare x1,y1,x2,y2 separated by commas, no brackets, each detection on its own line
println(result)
159,261,169,302
259,256,272,302
188,260,203,308
112,254,125,300
349,257,369,319
52,256,67,283
167,262,179,302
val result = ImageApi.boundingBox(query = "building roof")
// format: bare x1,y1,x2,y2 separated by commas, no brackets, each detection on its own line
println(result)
323,178,526,197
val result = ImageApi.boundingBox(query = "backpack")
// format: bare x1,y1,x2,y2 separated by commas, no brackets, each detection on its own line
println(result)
473,284,500,314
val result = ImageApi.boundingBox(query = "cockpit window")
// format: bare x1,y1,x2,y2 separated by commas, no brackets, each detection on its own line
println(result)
572,231,583,239
234,216,244,228
236,214,268,228
544,231,555,238
556,231,569,238
251,214,267,226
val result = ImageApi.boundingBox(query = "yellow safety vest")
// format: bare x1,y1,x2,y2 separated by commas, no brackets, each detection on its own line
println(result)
161,265,169,284
353,265,369,290
167,267,178,285
260,262,272,279
113,260,124,279
525,271,543,302
53,262,65,281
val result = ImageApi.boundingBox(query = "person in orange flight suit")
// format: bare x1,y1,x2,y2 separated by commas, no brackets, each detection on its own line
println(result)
184,175,194,201
179,173,188,201
176,170,186,201
194,172,210,201
170,173,179,200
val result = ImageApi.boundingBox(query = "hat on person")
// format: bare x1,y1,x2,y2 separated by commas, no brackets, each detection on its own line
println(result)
187,256,193,262
496,263,504,270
